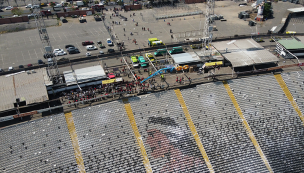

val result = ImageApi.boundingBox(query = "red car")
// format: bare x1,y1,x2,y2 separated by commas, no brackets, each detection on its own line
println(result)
82,41,94,46
107,73,115,79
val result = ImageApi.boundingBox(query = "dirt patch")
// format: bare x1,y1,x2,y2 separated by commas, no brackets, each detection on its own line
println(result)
0,18,59,33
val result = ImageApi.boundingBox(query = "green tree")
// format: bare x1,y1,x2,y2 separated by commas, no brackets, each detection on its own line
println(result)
50,2,56,8
83,0,89,6
11,7,23,16
117,0,123,5
95,1,99,4
263,3,273,19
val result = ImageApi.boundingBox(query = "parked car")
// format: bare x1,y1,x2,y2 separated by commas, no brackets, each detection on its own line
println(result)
27,64,33,67
38,59,44,65
86,52,91,57
5,6,13,10
107,73,115,79
8,67,14,71
54,51,67,56
65,44,75,49
145,53,155,62
19,65,24,69
86,45,97,51
99,51,104,54
25,4,32,8
43,53,55,59
107,49,115,53
106,38,113,46
0,68,3,72
47,58,53,64
97,41,102,44
53,48,64,54
57,57,69,62
71,15,78,18
31,5,40,9
68,47,80,54
82,41,94,46
130,55,139,67
28,13,37,18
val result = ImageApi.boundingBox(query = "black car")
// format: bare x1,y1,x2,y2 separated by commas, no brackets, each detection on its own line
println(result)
107,49,115,53
65,44,75,49
43,53,55,59
38,59,44,65
19,65,24,69
68,48,80,54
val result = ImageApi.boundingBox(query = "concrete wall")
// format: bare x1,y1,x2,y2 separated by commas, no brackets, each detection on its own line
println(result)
185,0,205,3
124,4,142,11
56,10,95,18
0,16,29,25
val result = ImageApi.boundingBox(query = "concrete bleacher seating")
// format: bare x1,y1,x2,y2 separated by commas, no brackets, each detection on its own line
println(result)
0,114,77,173
181,82,269,173
1,72,304,172
72,101,146,172
128,90,209,172
228,75,304,173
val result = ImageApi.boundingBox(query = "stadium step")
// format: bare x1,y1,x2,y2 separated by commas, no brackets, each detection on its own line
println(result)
174,89,214,173
274,74,304,125
64,112,86,173
222,81,273,173
122,98,152,173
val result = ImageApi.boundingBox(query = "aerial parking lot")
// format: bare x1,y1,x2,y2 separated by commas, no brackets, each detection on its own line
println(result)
0,1,303,70
0,17,113,69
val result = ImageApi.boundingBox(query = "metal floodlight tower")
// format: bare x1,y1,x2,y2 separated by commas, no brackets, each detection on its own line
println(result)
33,3,60,84
202,0,214,56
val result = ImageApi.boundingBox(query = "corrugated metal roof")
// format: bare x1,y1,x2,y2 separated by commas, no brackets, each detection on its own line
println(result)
171,53,201,64
287,7,304,13
213,39,278,67
63,65,107,86
0,68,49,112
277,39,304,50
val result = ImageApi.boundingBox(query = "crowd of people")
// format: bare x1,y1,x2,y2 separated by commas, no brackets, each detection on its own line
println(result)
59,76,163,108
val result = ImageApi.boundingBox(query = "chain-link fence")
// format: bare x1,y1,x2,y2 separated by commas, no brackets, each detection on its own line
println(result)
153,3,203,20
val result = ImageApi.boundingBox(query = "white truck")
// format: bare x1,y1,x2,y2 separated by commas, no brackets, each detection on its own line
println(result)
74,1,84,7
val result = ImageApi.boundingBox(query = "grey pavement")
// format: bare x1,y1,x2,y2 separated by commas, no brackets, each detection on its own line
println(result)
0,1,303,70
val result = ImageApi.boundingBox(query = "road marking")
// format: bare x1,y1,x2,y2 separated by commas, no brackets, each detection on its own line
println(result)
122,99,152,173
28,50,32,60
0,54,4,66
21,52,25,60
28,37,34,45
75,43,83,52
34,49,39,59
222,81,273,173
274,74,304,125
186,20,197,30
64,112,86,173
174,89,215,173
57,33,62,40
73,31,79,38
40,48,44,54
51,34,57,41
98,27,105,34
63,32,68,39
93,28,100,36
89,30,95,36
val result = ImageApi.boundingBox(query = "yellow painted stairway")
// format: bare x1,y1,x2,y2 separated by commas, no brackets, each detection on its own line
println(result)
174,89,215,173
64,112,86,173
123,99,153,173
222,81,273,173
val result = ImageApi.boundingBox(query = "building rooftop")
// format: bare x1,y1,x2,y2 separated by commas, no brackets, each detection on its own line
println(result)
277,38,304,50
213,39,278,67
0,68,49,112
63,65,107,86
287,7,304,13
171,53,201,64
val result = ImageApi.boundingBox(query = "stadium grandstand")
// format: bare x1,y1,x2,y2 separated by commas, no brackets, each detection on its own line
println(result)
1,71,304,172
